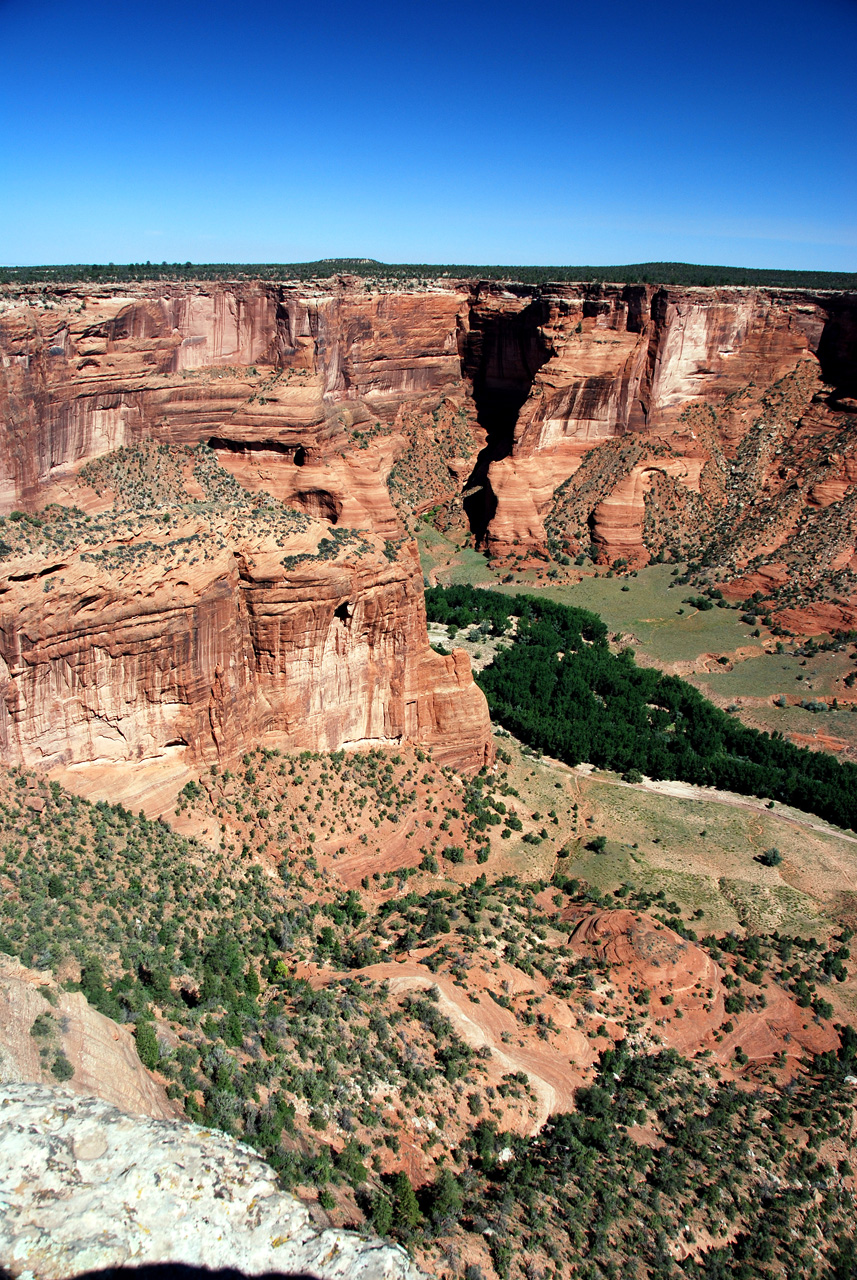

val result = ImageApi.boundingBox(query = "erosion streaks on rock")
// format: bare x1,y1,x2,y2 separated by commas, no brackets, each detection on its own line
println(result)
0,499,491,780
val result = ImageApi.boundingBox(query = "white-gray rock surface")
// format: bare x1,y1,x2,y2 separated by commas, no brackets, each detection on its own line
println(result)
0,1084,424,1279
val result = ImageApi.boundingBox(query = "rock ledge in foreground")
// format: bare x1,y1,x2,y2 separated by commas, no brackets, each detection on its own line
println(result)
0,1084,423,1280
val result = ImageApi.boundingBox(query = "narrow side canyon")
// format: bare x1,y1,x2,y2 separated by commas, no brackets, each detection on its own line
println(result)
1,275,856,790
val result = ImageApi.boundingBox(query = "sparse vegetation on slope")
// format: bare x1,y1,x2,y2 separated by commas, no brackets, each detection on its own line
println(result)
0,754,854,1279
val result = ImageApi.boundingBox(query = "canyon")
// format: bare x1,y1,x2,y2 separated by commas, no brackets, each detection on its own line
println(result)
1,274,856,1280
1,275,856,646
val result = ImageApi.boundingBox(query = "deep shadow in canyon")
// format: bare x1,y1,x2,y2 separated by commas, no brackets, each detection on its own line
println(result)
459,299,553,542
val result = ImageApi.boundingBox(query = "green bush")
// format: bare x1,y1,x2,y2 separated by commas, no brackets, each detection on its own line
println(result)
135,1020,160,1070
51,1051,74,1081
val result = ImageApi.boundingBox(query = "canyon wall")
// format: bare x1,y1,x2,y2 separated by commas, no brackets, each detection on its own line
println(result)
3,276,853,569
1,274,856,787
0,497,492,778
0,281,497,780
0,281,472,529
458,283,857,567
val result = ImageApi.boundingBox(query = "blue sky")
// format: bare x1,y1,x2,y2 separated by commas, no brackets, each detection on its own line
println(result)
1,0,855,269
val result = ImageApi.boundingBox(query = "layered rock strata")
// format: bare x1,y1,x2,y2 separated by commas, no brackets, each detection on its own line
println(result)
0,484,492,776
463,284,857,565
0,281,473,530
2,278,855,574
1,274,856,780
0,1083,423,1279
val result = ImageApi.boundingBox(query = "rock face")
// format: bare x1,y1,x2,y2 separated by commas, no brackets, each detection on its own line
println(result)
0,955,177,1121
1,273,856,783
0,1083,423,1279
0,281,471,528
0,486,492,779
3,277,853,566
0,281,496,784
464,284,857,567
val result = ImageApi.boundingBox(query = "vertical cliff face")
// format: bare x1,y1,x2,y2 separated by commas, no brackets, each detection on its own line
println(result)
461,283,857,572
1,274,857,782
0,282,495,782
0,489,492,778
0,281,471,527
4,277,852,565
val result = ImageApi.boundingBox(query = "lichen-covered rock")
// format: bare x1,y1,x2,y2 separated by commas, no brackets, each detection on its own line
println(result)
0,1084,424,1280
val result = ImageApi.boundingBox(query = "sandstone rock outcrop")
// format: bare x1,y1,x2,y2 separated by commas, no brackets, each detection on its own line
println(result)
468,284,857,565
0,955,177,1121
3,277,853,568
0,281,472,530
1,272,856,788
0,464,492,780
0,1083,423,1279
568,910,840,1066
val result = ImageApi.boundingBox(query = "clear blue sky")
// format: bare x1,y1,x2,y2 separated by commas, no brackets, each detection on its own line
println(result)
1,0,855,269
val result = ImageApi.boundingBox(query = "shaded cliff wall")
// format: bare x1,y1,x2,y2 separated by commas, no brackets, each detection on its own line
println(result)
2,278,853,546
0,514,492,776
464,283,857,562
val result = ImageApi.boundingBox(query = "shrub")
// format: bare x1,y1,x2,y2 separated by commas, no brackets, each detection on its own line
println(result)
51,1052,74,1081
370,1193,393,1235
135,1020,160,1070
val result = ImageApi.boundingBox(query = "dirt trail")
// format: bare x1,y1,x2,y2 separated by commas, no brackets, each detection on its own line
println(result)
534,751,857,854
320,961,595,1132
379,965,591,1129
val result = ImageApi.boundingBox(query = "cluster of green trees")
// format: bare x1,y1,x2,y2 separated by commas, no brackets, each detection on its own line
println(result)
432,1036,857,1279
426,586,857,832
4,261,855,288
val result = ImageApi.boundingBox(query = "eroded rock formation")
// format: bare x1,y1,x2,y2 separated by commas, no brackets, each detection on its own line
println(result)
0,469,492,780
1,273,856,784
0,1083,423,1279
567,910,839,1065
3,278,855,564
0,281,472,529
466,284,857,570
0,955,177,1121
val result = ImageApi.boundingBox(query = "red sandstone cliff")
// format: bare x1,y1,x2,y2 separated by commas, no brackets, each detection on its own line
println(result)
1,275,856,778
0,280,473,530
3,277,853,578
0,463,492,779
458,282,857,570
